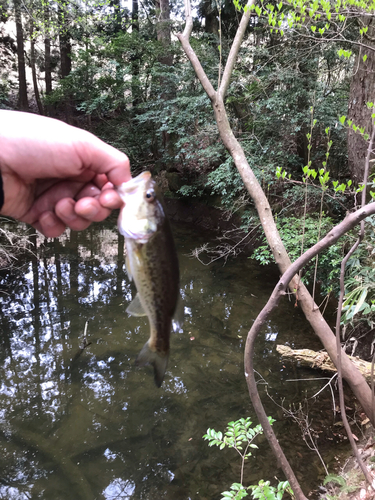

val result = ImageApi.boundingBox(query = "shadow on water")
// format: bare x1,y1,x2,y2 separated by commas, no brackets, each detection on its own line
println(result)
0,215,350,499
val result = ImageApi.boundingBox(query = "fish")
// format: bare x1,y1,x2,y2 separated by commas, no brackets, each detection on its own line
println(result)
117,171,182,387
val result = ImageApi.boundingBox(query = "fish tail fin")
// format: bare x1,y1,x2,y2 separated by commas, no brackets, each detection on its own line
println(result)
135,341,169,388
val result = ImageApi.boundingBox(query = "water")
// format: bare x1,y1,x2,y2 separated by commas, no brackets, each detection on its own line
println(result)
0,215,349,499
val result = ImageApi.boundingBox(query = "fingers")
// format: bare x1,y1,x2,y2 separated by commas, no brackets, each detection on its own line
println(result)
76,131,132,186
37,211,68,238
23,178,123,237
34,195,114,238
99,187,123,210
73,197,111,222
56,197,111,226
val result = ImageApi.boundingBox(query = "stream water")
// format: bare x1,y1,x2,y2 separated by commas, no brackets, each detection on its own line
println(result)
0,214,351,499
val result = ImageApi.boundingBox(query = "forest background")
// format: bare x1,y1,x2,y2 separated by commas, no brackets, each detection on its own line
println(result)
2,0,374,319
1,0,375,496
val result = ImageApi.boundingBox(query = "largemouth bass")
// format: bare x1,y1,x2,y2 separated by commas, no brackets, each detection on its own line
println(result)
117,172,181,387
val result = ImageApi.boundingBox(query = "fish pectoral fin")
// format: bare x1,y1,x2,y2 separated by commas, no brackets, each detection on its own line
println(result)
172,294,184,333
126,293,147,317
125,255,132,281
135,341,169,388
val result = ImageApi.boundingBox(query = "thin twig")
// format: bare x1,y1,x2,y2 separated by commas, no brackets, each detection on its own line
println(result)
334,125,375,487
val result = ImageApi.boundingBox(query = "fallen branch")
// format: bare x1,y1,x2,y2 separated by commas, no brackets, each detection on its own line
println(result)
277,345,375,384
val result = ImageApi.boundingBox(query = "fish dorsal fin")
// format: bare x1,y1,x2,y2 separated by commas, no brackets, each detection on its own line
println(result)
126,293,147,317
172,294,184,332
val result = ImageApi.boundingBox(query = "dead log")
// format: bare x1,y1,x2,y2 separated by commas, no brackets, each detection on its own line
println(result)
277,345,374,384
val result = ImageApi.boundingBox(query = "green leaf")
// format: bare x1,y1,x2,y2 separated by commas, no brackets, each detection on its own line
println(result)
352,288,368,318
363,54,368,63
324,474,346,487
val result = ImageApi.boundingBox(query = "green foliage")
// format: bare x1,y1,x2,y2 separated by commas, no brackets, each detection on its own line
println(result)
339,115,371,142
324,474,347,488
252,215,347,296
341,216,375,326
0,80,10,109
206,159,247,205
221,483,249,499
177,184,205,198
323,473,359,497
248,480,293,500
203,417,273,455
203,418,292,500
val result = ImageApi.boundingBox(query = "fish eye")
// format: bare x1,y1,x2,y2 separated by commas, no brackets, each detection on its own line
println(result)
145,189,155,202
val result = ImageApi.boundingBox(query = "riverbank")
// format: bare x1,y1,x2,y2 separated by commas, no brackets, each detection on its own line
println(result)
320,425,375,500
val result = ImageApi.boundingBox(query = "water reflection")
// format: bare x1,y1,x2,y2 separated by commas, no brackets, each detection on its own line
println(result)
0,215,345,499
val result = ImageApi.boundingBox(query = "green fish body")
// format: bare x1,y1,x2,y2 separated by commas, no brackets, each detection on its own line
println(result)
117,172,181,387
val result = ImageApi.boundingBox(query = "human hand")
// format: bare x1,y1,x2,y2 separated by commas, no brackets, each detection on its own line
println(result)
0,111,131,237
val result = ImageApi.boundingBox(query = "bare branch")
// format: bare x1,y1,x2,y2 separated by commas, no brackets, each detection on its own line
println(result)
334,125,375,488
219,0,255,99
244,201,375,497
176,5,216,101
178,0,375,493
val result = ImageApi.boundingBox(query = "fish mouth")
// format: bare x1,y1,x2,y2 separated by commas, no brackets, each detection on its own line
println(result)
119,216,157,241
117,171,152,195
120,228,153,243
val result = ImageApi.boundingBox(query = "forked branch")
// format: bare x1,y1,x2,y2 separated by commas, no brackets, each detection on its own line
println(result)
177,0,375,495
244,202,375,494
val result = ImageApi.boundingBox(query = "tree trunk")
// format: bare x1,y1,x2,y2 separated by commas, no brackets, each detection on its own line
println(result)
277,344,375,383
58,0,72,123
155,0,175,161
14,0,28,111
209,93,375,420
156,0,173,67
131,0,140,107
44,4,52,96
201,0,219,36
347,19,375,183
110,0,122,34
30,20,44,115
58,1,72,80
178,0,375,456
45,37,52,94
178,0,375,423
132,0,139,30
179,4,375,497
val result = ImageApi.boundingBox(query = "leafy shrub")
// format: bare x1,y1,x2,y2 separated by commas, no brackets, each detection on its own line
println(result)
252,215,348,297
203,417,292,500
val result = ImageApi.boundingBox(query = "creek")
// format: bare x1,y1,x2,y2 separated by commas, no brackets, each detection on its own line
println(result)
0,212,351,499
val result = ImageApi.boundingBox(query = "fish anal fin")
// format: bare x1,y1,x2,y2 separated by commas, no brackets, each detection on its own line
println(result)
135,341,169,388
126,293,147,317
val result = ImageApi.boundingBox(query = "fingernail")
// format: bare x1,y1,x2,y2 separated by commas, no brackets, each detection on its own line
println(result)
85,206,99,218
78,204,99,219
